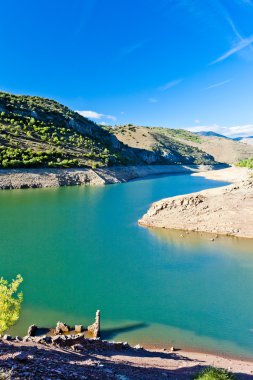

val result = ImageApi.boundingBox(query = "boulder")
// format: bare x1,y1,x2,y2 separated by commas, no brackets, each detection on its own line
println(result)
72,343,83,351
2,334,12,341
27,324,38,337
75,325,83,333
14,353,29,362
55,322,70,334
134,344,144,350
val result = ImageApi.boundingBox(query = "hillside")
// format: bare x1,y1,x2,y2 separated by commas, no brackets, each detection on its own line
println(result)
0,92,217,169
0,91,128,169
234,137,253,146
112,125,253,165
110,125,215,165
2,91,250,169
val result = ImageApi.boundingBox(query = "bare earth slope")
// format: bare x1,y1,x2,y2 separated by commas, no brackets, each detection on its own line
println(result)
186,136,253,164
112,125,253,165
139,167,253,238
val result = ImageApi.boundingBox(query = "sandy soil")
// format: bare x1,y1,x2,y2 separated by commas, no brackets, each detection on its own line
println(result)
139,167,253,238
192,166,251,182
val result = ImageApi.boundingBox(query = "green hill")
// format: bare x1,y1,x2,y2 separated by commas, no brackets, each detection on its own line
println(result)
0,91,127,169
0,91,217,169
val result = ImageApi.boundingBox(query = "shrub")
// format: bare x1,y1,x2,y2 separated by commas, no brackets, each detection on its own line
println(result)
0,275,23,334
194,367,236,380
236,157,253,169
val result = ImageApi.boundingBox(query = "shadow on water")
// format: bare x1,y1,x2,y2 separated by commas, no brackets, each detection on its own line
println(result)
36,327,51,336
101,322,148,340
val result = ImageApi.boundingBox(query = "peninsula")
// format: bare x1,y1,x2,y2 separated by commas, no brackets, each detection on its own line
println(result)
139,167,253,238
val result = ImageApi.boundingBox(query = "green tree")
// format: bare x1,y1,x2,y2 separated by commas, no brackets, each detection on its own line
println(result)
0,275,23,334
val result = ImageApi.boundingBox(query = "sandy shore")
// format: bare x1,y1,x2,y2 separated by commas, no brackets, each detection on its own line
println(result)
0,164,219,190
0,337,252,379
192,166,251,183
139,166,253,238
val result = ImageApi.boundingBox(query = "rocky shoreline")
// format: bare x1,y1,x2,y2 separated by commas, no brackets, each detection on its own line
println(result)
0,333,252,379
0,164,220,190
139,167,253,238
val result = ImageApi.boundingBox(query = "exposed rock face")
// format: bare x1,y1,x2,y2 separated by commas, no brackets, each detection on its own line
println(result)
0,164,218,190
27,325,38,337
75,325,83,333
88,310,100,338
55,322,70,334
139,175,253,238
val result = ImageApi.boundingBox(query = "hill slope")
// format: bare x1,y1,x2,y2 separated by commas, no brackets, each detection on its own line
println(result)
0,91,126,168
112,125,253,165
0,92,216,169
110,125,215,165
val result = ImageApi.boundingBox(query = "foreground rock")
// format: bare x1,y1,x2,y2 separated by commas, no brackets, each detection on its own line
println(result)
139,168,253,238
0,164,219,190
0,336,252,379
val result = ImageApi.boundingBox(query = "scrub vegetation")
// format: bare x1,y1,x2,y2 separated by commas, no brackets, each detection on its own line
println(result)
0,275,23,334
194,367,236,380
236,157,253,169
0,92,124,169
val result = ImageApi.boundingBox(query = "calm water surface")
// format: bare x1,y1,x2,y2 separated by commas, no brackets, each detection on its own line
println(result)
0,174,253,357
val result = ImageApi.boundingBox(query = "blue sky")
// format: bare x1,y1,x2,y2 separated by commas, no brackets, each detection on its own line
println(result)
1,0,253,136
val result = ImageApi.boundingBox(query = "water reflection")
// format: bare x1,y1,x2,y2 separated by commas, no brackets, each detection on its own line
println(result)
148,228,253,255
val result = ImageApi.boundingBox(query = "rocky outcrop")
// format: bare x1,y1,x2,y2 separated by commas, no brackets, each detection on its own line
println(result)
0,164,220,190
0,334,252,379
139,173,253,238
87,310,100,338
55,322,70,335
27,325,38,337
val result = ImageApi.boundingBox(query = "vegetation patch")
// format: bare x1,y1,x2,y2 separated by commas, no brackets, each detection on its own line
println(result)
0,92,124,169
194,367,236,380
236,157,253,169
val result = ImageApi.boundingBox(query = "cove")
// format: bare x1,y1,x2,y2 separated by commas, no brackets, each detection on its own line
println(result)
0,173,253,358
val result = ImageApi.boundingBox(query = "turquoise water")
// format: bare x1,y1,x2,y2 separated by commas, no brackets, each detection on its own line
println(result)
0,174,253,357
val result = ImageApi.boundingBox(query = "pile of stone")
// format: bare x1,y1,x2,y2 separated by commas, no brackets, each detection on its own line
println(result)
0,309,144,353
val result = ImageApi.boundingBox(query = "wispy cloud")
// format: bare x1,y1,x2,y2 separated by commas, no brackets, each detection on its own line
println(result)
187,124,253,137
235,0,253,6
120,41,144,57
159,79,183,91
76,110,116,121
207,79,232,89
148,97,158,103
210,35,253,64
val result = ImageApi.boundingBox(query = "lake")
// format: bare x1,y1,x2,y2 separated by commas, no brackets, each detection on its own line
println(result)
0,173,253,358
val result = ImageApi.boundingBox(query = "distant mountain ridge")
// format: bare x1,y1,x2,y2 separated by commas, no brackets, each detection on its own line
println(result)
234,136,253,140
196,131,230,139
